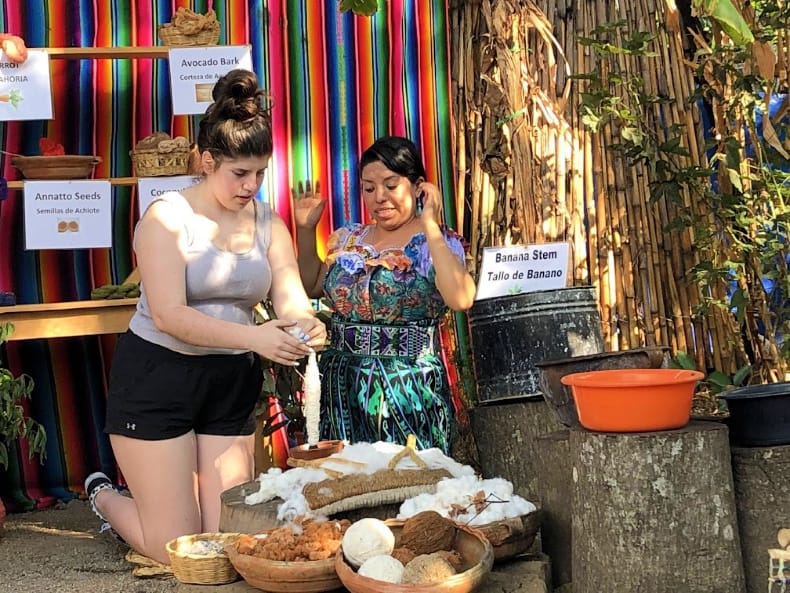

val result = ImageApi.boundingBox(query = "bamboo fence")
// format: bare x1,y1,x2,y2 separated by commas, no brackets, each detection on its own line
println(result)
448,0,777,375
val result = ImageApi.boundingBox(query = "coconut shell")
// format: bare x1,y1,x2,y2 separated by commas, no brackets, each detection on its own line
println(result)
399,510,456,556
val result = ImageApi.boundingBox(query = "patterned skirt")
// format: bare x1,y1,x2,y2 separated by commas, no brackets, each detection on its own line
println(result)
318,320,452,454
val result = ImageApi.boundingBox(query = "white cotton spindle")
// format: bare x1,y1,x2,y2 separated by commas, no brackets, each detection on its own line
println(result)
303,350,321,447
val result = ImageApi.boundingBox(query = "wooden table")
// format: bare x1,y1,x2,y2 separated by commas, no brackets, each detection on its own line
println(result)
1,298,138,340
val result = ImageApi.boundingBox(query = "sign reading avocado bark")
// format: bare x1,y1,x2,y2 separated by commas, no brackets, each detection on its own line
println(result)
23,180,112,250
137,175,201,217
475,242,570,300
168,45,254,115
0,50,53,121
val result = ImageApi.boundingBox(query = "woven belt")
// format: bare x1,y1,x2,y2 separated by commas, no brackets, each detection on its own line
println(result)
330,320,439,358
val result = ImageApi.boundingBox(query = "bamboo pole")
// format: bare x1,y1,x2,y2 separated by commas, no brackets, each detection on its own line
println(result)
451,0,784,377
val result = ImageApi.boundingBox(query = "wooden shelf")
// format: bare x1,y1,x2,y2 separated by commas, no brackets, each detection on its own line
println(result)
7,177,138,190
1,46,188,339
5,46,198,188
44,46,169,60
2,298,138,341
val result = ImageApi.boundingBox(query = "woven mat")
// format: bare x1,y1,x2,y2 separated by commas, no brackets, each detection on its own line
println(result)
304,468,451,516
125,549,174,579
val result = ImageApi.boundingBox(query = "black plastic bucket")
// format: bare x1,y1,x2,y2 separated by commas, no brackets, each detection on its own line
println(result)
720,382,790,447
468,287,604,404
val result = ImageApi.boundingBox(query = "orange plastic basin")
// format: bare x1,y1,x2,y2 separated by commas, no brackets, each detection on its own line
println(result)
560,368,705,432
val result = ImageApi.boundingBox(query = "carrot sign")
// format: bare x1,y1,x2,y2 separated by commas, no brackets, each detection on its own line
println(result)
0,50,52,121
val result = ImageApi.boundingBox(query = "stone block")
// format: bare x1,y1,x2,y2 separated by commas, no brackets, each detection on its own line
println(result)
478,572,548,593
176,579,257,593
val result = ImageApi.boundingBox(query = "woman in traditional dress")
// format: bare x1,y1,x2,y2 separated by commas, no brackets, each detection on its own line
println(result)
294,136,476,453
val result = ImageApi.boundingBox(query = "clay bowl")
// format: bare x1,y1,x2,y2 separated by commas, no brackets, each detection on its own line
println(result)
11,155,102,180
288,440,344,461
335,519,494,593
225,539,340,593
561,368,704,432
536,347,670,427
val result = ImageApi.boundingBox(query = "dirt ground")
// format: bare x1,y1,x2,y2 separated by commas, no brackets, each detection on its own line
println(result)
0,500,176,593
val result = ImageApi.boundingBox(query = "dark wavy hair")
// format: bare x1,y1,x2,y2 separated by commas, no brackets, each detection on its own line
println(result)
197,69,273,162
359,136,426,184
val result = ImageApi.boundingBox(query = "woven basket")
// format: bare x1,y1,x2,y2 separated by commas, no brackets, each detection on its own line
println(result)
165,532,241,585
130,146,189,177
475,510,541,561
158,23,220,47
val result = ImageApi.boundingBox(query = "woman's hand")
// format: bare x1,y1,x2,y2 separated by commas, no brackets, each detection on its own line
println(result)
415,181,444,230
292,180,327,230
292,317,327,351
251,319,315,365
0,35,27,64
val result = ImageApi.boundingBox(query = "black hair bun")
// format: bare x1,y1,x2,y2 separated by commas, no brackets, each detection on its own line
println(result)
210,69,263,121
212,69,257,101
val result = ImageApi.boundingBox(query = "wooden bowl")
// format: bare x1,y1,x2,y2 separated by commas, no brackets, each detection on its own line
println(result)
225,542,341,593
288,440,344,461
11,155,102,180
335,519,494,593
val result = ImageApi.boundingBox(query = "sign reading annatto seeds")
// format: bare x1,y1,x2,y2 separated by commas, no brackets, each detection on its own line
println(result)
23,180,112,250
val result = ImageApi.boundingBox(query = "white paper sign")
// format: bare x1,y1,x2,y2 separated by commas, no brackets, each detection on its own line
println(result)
137,175,201,217
24,180,112,250
0,50,53,121
475,242,570,300
168,46,254,115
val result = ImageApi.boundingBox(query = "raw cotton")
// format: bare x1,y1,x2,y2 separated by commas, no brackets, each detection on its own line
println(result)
244,467,327,520
397,475,537,525
244,442,476,522
303,350,320,447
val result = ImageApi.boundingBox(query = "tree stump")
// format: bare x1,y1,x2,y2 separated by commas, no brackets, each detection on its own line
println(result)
471,399,567,579
534,429,572,587
731,444,790,593
571,421,745,593
218,481,281,534
470,398,564,502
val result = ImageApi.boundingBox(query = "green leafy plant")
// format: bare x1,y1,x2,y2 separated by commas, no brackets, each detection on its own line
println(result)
574,11,790,383
258,353,308,440
338,0,380,16
671,350,752,396
0,323,46,470
692,0,754,45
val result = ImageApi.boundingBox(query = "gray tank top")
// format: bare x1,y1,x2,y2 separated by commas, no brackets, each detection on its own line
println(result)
129,191,272,355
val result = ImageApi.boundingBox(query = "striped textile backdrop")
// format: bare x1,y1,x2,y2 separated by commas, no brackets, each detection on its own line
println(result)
0,0,456,510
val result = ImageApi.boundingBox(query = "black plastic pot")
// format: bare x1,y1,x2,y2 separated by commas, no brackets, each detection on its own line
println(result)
720,382,790,447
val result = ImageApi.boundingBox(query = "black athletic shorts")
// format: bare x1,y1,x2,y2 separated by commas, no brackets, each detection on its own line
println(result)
105,331,263,440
